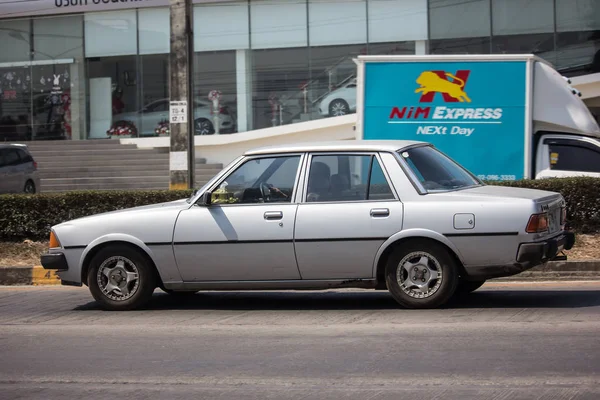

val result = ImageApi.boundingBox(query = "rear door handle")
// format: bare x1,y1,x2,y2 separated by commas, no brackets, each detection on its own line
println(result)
370,208,390,217
264,211,283,220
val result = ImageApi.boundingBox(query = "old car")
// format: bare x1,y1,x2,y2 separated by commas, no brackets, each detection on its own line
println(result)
41,140,574,311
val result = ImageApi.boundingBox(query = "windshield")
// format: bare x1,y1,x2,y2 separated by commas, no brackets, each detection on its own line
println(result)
399,146,481,193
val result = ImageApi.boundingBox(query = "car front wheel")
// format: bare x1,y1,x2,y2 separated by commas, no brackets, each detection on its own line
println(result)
87,245,157,311
328,99,349,117
385,240,459,309
194,118,215,135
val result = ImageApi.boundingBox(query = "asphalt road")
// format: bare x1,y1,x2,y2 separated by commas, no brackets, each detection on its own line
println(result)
1,282,600,399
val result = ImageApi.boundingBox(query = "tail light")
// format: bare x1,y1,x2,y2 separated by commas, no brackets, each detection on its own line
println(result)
560,207,567,225
33,160,38,170
526,213,549,233
49,231,61,248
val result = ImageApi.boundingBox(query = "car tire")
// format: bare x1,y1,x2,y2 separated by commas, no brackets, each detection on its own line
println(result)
23,180,36,194
328,99,349,117
455,279,486,295
87,245,157,311
194,118,215,135
385,240,459,309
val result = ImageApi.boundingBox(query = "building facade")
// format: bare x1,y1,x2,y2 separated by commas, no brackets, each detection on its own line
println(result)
0,0,599,142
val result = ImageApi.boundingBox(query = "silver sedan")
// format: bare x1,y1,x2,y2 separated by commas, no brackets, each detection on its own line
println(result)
41,140,575,310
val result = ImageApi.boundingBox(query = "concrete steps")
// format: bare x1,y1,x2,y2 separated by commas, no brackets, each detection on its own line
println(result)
23,140,223,192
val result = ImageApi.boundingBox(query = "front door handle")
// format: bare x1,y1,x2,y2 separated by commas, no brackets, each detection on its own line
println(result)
264,211,283,220
370,208,390,217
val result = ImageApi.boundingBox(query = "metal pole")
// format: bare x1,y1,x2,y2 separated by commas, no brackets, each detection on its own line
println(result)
169,0,195,190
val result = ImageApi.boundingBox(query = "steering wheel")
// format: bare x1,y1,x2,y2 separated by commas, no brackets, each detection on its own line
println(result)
260,182,272,202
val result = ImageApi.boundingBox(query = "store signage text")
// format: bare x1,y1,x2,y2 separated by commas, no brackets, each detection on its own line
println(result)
54,0,151,8
387,69,504,138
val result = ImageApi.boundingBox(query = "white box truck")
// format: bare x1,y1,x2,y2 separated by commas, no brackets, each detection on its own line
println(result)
353,54,600,181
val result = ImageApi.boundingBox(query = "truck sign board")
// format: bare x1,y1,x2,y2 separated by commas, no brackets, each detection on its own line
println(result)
362,60,527,181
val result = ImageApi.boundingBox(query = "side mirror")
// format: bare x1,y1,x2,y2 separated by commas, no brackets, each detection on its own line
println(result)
201,191,212,206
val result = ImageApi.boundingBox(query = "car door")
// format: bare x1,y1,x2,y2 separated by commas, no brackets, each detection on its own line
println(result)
141,100,168,136
1,149,23,193
173,154,304,281
294,152,404,280
0,149,13,193
535,136,600,178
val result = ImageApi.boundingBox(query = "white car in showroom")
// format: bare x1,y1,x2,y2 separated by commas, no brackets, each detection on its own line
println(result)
318,79,357,117
112,98,236,136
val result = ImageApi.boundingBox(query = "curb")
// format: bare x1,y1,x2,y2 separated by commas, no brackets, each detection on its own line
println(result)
0,260,598,286
0,266,61,286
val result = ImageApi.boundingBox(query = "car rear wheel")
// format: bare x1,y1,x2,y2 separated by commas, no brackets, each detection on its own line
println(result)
385,240,459,309
87,245,157,311
23,180,36,194
455,279,486,295
328,99,349,117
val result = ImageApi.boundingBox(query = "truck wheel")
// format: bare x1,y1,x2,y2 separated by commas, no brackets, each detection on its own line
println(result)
329,99,349,117
455,279,486,295
385,240,459,309
87,245,157,311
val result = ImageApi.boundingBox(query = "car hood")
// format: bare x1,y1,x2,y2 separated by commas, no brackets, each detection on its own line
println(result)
55,198,190,226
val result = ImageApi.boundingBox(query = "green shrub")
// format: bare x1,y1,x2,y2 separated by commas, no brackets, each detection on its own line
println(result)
0,177,598,242
0,190,193,242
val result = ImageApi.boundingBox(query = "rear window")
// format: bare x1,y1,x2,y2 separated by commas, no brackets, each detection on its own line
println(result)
399,146,481,193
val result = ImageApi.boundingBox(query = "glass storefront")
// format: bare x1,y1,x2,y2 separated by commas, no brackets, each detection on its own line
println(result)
0,0,598,141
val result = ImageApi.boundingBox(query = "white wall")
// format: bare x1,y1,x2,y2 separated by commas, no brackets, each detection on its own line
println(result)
121,114,356,166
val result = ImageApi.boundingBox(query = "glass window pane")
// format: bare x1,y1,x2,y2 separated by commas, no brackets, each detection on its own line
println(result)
549,144,600,173
369,158,394,200
216,156,300,204
193,51,237,135
492,0,553,36
556,0,600,32
251,0,307,49
368,0,427,43
251,47,309,130
309,0,367,46
307,155,371,202
492,33,554,56
429,0,491,39
139,54,169,136
430,37,491,54
139,8,169,55
194,2,249,52
400,146,479,193
84,11,137,57
33,15,83,61
0,19,31,63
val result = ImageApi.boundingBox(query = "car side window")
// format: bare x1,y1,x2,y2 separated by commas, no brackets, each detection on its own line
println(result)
16,149,32,164
549,144,600,173
4,149,20,166
211,156,301,204
306,154,395,202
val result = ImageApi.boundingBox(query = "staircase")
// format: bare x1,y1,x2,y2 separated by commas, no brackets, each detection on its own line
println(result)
19,140,223,192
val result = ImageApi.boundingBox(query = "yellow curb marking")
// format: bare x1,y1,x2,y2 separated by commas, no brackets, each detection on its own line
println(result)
31,266,61,285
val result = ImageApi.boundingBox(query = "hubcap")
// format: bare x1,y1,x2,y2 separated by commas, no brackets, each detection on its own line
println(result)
331,101,347,116
24,183,34,193
97,256,140,301
397,251,442,299
195,120,212,135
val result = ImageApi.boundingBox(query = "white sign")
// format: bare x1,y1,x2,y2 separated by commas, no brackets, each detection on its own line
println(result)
169,101,188,124
170,151,188,171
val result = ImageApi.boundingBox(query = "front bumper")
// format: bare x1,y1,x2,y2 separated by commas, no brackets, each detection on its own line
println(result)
516,231,575,265
40,252,68,271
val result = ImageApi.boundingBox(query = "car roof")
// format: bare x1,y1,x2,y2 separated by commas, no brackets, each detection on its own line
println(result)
244,140,428,156
0,143,29,150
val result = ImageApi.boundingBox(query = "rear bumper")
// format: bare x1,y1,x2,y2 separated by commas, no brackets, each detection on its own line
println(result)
516,231,575,265
464,231,575,280
40,252,68,271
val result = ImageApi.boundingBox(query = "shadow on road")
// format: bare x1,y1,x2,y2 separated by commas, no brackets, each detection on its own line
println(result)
74,288,600,311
